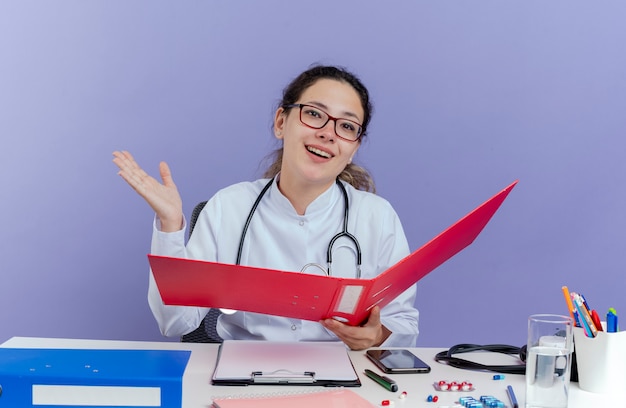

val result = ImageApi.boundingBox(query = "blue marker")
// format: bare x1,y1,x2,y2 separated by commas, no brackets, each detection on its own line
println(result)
607,309,619,333
507,385,519,408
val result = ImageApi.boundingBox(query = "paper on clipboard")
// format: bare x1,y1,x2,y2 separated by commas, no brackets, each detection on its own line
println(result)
149,180,517,326
211,341,360,386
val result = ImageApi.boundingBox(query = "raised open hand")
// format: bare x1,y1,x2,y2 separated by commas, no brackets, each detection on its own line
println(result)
112,150,183,232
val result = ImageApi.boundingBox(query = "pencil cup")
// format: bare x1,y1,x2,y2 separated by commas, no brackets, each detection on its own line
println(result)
525,314,574,408
573,326,626,394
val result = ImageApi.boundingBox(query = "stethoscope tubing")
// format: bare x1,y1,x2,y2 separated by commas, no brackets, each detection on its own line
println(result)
235,178,274,265
236,177,362,278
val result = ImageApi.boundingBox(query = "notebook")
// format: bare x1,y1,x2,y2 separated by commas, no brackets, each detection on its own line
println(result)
212,389,376,408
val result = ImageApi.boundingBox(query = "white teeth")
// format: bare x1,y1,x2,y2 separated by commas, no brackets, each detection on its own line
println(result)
307,146,331,158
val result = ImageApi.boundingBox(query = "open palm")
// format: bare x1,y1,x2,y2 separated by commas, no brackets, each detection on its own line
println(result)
112,150,183,232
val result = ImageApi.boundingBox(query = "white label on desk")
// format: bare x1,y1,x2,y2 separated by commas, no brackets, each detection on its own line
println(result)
32,385,161,406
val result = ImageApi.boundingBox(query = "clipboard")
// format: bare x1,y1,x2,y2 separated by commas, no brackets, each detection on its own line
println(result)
211,341,361,387
149,180,517,325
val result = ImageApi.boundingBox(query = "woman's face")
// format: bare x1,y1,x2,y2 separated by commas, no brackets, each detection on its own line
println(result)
274,78,363,189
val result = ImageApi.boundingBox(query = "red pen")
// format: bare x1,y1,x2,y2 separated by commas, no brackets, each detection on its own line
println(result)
591,309,603,332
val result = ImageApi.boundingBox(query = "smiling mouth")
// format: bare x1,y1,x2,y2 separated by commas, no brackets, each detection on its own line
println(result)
306,146,332,159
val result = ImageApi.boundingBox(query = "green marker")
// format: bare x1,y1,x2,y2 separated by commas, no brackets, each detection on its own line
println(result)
364,369,398,392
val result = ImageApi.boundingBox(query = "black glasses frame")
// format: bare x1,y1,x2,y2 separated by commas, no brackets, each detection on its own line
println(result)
284,103,363,142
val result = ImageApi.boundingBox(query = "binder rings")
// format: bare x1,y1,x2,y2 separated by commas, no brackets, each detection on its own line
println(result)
0,348,190,408
150,180,517,325
211,340,360,386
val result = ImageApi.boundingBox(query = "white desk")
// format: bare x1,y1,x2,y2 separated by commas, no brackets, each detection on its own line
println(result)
0,337,615,407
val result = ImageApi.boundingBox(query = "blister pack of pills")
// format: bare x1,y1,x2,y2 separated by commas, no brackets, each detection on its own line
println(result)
458,395,505,408
434,380,475,391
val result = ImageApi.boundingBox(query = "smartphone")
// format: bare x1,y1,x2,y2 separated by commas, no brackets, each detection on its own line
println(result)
366,349,431,374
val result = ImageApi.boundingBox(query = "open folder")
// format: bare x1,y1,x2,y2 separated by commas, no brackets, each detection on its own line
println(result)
211,341,360,386
149,180,517,326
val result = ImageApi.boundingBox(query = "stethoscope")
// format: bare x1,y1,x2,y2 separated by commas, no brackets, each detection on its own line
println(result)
235,177,362,279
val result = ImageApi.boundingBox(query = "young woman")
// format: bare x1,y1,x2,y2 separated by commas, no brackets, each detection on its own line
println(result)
113,65,419,350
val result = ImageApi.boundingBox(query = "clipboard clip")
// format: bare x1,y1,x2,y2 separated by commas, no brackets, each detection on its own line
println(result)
251,369,316,384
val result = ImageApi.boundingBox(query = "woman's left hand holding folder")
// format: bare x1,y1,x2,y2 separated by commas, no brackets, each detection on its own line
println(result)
321,306,391,350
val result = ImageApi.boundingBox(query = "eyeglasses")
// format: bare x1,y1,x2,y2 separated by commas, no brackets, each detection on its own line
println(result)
284,104,363,142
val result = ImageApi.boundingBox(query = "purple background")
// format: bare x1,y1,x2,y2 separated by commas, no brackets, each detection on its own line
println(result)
1,1,624,348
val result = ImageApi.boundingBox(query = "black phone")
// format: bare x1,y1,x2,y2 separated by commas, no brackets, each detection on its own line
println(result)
366,349,431,374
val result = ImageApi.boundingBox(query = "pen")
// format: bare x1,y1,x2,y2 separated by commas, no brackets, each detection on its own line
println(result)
579,293,592,313
506,385,519,408
364,369,398,392
572,293,597,337
590,309,603,332
561,286,577,324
